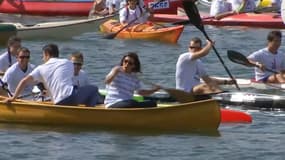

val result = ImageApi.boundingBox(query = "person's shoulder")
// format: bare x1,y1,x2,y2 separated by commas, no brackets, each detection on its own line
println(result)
177,52,191,62
0,51,8,59
79,70,88,75
4,62,18,74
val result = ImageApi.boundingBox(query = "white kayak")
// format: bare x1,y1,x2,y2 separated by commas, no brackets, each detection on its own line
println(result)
213,77,285,90
142,90,285,110
0,15,114,39
211,91,285,110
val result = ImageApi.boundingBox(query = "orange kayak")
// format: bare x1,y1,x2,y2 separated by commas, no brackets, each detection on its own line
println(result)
100,19,184,43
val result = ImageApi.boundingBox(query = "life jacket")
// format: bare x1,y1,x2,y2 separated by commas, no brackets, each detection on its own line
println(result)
125,4,143,20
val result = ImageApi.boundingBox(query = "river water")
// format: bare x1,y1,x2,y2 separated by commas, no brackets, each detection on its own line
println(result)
0,10,284,159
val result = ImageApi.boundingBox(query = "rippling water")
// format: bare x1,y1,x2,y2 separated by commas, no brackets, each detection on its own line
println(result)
0,11,284,159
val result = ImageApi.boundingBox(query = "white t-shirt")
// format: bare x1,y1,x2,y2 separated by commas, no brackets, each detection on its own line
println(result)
29,58,74,103
231,0,256,12
176,52,207,92
210,0,233,16
282,0,285,23
247,48,285,81
119,5,147,24
0,51,17,72
106,0,122,9
2,62,35,96
72,70,89,87
104,70,141,107
271,0,281,12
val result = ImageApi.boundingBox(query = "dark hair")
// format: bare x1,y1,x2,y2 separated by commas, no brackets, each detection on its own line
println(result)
190,37,202,47
120,52,141,72
42,44,59,57
267,30,282,42
17,47,30,55
7,36,21,47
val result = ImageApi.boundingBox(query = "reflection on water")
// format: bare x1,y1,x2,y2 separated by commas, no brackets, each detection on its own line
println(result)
0,123,221,136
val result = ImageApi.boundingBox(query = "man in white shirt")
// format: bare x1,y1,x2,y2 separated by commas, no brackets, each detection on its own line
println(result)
247,30,285,83
70,52,90,87
176,37,235,94
5,44,101,106
2,47,35,98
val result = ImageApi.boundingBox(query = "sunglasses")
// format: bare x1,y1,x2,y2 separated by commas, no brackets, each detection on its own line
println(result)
123,59,134,66
73,63,82,66
18,55,30,59
189,46,200,49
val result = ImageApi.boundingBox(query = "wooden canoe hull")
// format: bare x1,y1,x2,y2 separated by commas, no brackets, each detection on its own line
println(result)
100,19,184,43
0,97,221,132
0,15,114,39
0,0,181,16
0,23,17,46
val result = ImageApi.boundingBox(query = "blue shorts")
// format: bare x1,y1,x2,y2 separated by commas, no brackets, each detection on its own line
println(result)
258,76,269,83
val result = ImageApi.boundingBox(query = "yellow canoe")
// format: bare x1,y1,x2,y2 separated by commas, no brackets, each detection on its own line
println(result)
100,19,184,43
0,24,17,46
0,96,220,132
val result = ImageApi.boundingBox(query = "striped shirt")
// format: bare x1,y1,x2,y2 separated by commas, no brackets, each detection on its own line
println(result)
104,72,141,107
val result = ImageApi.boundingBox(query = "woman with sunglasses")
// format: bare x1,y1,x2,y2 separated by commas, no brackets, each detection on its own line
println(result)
104,52,160,108
176,37,235,95
2,47,35,99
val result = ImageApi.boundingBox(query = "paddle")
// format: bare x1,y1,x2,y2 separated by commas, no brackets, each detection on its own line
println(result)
137,76,196,103
0,79,13,97
182,0,240,90
227,50,278,73
138,76,227,103
173,6,280,25
104,0,165,39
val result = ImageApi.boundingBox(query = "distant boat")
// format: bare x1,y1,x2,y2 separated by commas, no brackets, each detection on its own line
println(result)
0,23,17,46
151,12,285,29
1,15,115,39
198,0,272,8
100,19,184,43
0,0,182,16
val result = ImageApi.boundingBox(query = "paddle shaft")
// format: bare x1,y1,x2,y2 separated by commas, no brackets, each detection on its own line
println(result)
138,76,196,103
201,31,240,90
0,78,13,97
252,62,278,74
104,0,165,39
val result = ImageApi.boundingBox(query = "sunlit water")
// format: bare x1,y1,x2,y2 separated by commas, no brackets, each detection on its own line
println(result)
0,11,284,159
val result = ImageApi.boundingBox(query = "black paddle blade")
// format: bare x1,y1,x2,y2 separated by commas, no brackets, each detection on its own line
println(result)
172,20,190,25
103,33,117,39
227,50,254,67
182,0,204,31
